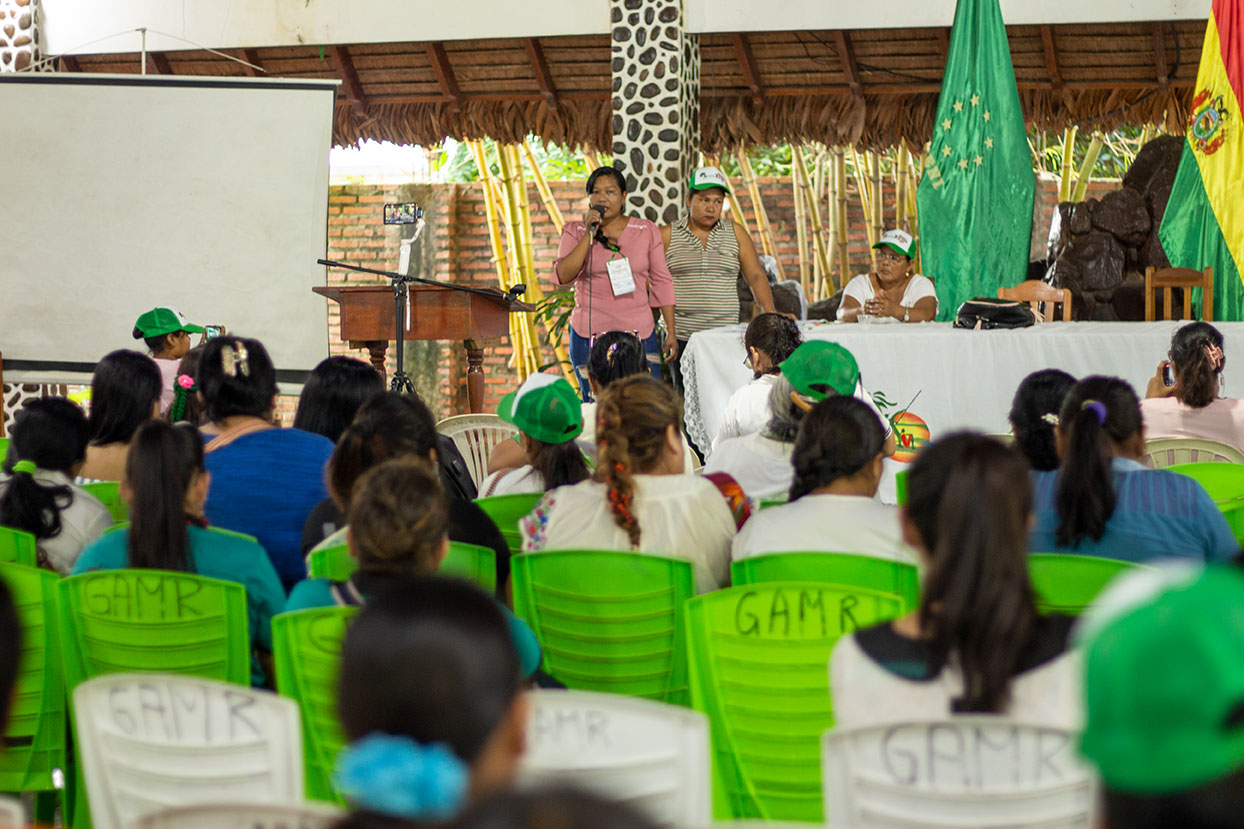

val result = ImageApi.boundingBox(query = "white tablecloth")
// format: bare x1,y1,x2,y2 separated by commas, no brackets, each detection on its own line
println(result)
683,320,1244,456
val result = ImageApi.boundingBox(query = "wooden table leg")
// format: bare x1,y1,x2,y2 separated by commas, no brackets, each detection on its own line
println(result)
465,338,484,413
351,340,388,380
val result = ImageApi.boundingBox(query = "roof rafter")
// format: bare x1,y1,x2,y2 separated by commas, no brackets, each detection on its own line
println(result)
235,49,263,78
1153,23,1169,90
1040,25,1063,90
57,55,79,72
426,42,462,104
733,32,764,103
329,45,368,116
524,38,559,109
146,51,172,75
832,30,864,100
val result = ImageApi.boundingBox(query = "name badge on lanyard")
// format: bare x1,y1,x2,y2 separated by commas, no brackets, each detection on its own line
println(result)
606,257,636,297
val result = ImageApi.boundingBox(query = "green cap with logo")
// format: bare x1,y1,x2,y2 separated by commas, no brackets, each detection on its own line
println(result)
497,373,583,445
872,228,915,259
688,166,731,195
133,307,204,338
1079,566,1244,794
779,341,860,401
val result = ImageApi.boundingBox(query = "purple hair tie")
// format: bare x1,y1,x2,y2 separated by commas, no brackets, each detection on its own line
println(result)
1081,399,1107,425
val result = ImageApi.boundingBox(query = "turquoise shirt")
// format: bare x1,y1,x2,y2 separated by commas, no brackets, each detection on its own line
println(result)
74,525,286,684
1029,458,1239,563
285,577,543,678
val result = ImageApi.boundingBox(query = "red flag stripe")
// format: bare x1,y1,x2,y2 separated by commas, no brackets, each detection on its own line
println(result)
1214,0,1244,100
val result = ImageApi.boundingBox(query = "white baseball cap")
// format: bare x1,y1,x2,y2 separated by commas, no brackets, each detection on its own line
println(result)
689,166,731,194
872,228,915,258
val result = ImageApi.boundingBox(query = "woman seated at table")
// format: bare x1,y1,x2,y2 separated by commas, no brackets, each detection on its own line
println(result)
1141,322,1244,453
479,375,590,497
1008,369,1076,472
712,313,803,452
836,229,938,323
732,396,915,563
1028,375,1237,562
831,433,1080,728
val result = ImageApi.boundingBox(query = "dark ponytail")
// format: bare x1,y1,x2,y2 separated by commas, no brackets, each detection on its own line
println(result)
744,313,803,378
906,432,1037,713
0,398,89,554
125,420,204,572
1008,369,1076,472
1055,376,1142,548
1169,321,1225,409
527,439,591,490
586,331,648,390
788,396,884,501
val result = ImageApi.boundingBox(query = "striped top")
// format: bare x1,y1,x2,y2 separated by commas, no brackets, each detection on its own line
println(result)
666,218,742,337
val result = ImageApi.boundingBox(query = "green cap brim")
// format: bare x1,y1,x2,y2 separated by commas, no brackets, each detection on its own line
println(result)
182,323,206,333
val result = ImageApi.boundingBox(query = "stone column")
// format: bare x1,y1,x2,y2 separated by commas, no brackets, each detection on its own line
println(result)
609,0,700,224
0,0,44,72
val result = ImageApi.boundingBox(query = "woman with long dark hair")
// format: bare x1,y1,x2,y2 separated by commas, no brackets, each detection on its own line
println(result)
73,420,284,686
292,356,383,444
480,375,589,496
830,433,1080,725
0,398,111,573
1008,369,1076,472
1029,375,1237,562
712,312,803,451
1142,321,1244,452
79,350,163,481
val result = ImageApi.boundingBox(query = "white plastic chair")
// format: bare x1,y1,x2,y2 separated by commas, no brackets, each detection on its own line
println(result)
436,413,519,488
822,718,1097,828
0,796,22,829
1143,437,1244,468
129,801,344,829
73,673,304,829
519,689,711,827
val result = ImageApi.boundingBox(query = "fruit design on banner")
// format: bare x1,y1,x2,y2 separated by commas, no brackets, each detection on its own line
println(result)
871,390,931,463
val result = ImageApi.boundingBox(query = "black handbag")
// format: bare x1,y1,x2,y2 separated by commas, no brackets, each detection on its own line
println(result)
953,297,1037,330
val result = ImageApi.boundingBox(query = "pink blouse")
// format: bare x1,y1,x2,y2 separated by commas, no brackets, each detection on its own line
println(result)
552,218,676,340
1139,396,1244,453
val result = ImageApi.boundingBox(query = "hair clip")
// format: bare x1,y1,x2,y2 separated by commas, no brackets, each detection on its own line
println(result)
1040,412,1060,427
1081,399,1107,425
11,460,36,475
606,342,620,362
221,344,250,378
176,374,197,391
1206,343,1225,371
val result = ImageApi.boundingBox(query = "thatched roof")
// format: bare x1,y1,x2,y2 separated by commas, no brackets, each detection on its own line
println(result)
60,21,1204,151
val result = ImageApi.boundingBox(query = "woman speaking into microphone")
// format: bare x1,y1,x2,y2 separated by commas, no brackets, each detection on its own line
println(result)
553,165,677,400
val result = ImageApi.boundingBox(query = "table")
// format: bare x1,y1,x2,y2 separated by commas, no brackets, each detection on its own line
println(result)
683,320,1244,458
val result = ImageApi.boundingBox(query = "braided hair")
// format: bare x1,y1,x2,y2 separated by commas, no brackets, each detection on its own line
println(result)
595,375,683,550
788,396,886,501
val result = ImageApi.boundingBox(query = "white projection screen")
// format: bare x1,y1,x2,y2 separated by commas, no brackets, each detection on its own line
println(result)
0,73,338,386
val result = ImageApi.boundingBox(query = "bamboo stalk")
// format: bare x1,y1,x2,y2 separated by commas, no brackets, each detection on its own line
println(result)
907,150,922,273
521,139,564,234
812,151,826,297
791,147,810,294
1071,133,1104,202
705,153,751,232
835,150,850,286
467,140,513,291
895,147,909,228
736,148,787,282
583,148,603,171
850,148,877,251
493,145,535,375
792,145,834,298
826,148,841,295
507,144,545,375
1059,126,1078,202
870,151,884,241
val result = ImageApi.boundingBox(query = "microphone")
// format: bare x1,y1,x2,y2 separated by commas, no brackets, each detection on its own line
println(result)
587,204,605,229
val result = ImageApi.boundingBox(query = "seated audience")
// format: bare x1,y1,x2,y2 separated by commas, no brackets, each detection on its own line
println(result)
79,350,162,482
480,374,590,497
1029,375,1237,562
292,356,384,444
521,374,746,593
132,306,203,414
332,577,526,826
197,336,334,589
1008,368,1076,471
285,457,540,677
1142,321,1244,452
301,393,511,594
831,433,1080,728
74,420,284,686
1079,566,1244,829
450,786,662,829
0,398,111,574
712,312,803,452
733,396,915,564
168,345,206,425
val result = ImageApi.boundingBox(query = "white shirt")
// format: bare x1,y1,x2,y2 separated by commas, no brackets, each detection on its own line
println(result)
732,494,918,564
480,466,546,497
713,374,780,453
519,474,735,593
0,470,113,575
836,273,938,320
702,432,793,500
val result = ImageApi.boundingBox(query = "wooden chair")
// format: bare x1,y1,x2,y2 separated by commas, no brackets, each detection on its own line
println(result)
1145,266,1213,321
996,281,1071,322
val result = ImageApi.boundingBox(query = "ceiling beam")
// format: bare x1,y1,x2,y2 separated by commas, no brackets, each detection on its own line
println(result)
146,51,172,75
936,27,950,61
426,42,461,104
1040,25,1063,91
832,30,864,100
732,32,764,103
524,38,559,109
235,48,263,77
329,45,368,116
57,55,79,72
1153,23,1169,90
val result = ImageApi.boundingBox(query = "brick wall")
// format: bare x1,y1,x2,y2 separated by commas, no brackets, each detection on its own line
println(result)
324,175,1111,420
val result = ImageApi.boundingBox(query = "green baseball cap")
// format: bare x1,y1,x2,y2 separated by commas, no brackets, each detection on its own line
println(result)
497,374,583,445
872,228,915,259
1080,566,1244,794
779,341,860,401
688,166,731,195
133,307,204,338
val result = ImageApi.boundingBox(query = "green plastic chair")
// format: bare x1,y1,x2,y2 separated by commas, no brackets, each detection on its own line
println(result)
1028,554,1148,615
1168,461,1244,544
306,544,355,581
475,493,542,555
79,481,128,525
731,552,921,611
511,550,694,704
0,527,37,567
272,606,358,804
0,437,8,463
307,542,496,593
685,581,907,823
895,469,909,506
0,563,68,821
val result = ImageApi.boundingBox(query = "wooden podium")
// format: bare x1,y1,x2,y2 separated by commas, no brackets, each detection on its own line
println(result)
314,284,534,413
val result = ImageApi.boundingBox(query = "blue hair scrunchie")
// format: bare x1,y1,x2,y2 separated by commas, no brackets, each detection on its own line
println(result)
332,733,468,820
1081,399,1108,425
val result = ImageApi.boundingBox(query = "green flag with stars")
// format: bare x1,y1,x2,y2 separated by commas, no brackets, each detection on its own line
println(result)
917,0,1034,320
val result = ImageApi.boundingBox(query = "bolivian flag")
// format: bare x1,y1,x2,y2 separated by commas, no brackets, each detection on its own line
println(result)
1160,1,1244,320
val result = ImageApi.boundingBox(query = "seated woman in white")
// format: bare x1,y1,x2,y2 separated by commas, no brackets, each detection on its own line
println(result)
712,313,803,454
733,396,915,563
479,375,591,497
1141,321,1244,453
830,434,1081,731
836,229,938,323
520,374,747,593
